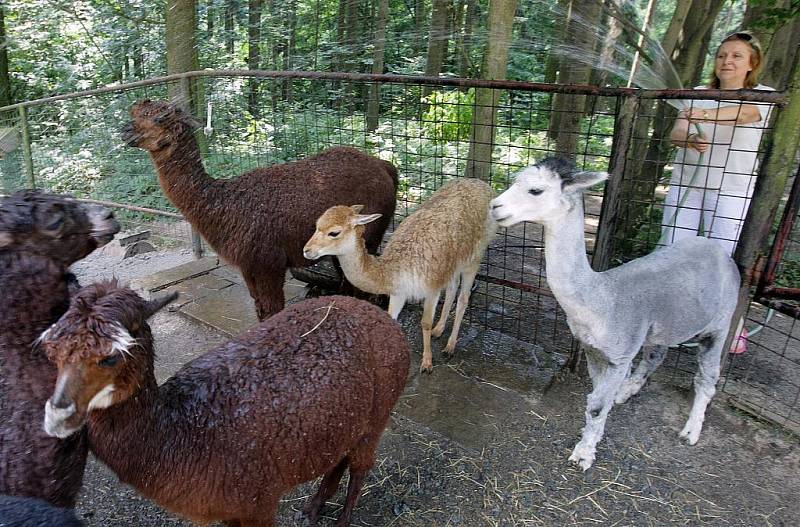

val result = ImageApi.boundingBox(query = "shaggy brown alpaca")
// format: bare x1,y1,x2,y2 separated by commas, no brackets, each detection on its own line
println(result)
121,100,398,320
0,190,119,507
42,283,410,527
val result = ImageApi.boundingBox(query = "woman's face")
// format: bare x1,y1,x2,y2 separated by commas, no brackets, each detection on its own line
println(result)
714,40,754,88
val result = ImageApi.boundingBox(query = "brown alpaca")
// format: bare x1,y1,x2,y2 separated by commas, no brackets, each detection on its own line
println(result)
304,178,496,372
0,190,119,508
41,282,410,527
121,99,398,320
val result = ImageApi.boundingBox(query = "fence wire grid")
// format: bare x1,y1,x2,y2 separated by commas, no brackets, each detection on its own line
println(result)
0,71,796,432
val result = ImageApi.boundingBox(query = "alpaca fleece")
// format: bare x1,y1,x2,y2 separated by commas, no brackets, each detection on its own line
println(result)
122,99,398,319
0,495,83,526
42,283,410,527
0,190,118,507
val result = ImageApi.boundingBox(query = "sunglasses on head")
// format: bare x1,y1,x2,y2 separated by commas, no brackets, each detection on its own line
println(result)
725,32,761,47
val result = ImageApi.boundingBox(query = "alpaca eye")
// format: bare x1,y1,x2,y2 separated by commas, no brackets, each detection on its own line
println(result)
328,231,341,238
99,353,122,368
528,189,544,196
45,215,64,232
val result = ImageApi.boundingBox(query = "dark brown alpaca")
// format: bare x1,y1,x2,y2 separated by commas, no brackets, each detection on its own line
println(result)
121,100,398,320
0,190,119,507
41,282,410,527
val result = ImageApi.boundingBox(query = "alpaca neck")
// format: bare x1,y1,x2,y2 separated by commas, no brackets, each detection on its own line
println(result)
336,238,395,296
149,136,221,228
542,197,602,315
88,378,185,499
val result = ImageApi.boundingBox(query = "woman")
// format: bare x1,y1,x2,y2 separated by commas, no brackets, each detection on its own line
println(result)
662,32,774,257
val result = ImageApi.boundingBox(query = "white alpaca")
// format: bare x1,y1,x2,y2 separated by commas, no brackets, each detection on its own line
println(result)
491,157,740,470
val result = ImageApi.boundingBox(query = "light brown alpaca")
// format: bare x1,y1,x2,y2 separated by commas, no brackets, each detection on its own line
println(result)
304,178,496,372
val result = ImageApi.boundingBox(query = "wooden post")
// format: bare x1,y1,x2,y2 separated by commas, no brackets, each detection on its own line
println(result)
592,94,639,272
18,106,35,188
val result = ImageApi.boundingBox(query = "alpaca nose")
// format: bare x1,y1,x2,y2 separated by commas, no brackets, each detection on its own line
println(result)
50,391,74,411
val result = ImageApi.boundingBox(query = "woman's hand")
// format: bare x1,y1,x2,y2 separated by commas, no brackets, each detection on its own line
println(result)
680,108,712,122
686,132,710,153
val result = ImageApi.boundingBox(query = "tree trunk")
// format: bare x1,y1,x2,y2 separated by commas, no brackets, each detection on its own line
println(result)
458,0,477,80
0,4,10,108
615,0,723,257
225,0,236,55
422,0,451,100
133,40,144,78
165,0,206,154
283,0,298,102
464,0,517,182
206,0,214,35
414,0,427,55
742,0,800,90
247,0,263,117
549,0,602,158
367,0,390,131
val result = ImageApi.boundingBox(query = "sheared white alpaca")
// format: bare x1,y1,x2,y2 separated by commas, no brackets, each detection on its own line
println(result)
491,157,739,470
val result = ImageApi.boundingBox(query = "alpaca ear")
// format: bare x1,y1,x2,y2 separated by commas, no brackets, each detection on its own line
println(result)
354,214,382,226
563,171,608,193
350,205,365,213
143,291,179,320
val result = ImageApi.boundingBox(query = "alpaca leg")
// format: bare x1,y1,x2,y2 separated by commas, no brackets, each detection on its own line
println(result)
680,332,724,445
420,292,440,373
244,267,286,321
615,345,668,404
334,436,380,527
303,457,349,525
432,277,459,338
388,295,406,320
443,264,478,355
569,351,630,471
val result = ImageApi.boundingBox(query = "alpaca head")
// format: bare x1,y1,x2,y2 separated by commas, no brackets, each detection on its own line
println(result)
121,100,199,153
303,205,382,260
490,157,607,227
0,190,120,265
41,281,177,439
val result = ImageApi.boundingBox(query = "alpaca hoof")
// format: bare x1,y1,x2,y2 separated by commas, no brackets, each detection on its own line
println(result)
614,380,642,405
442,343,456,356
300,499,323,526
568,443,595,471
420,360,433,374
679,421,702,445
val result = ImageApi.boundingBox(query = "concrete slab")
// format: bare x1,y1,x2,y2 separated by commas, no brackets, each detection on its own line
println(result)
158,274,235,308
180,283,258,336
397,364,534,451
131,256,220,294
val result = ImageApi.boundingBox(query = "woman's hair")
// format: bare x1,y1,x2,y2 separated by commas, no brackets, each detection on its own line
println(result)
709,32,763,89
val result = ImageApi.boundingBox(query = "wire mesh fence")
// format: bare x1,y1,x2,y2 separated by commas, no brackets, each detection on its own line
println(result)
0,71,796,431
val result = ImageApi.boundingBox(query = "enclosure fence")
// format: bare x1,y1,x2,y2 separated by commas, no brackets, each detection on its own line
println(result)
0,70,796,433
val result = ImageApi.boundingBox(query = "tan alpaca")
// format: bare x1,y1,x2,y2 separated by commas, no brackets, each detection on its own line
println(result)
304,178,496,372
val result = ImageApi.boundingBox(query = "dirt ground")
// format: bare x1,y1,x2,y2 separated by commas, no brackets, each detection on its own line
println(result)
66,248,800,527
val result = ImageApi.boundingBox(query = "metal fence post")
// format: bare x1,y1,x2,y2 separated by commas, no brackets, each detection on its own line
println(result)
18,106,35,188
592,94,639,272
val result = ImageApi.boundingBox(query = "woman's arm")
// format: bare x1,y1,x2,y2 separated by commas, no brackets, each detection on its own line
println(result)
682,104,762,125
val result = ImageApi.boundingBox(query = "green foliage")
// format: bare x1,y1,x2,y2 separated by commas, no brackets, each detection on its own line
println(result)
422,89,474,144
